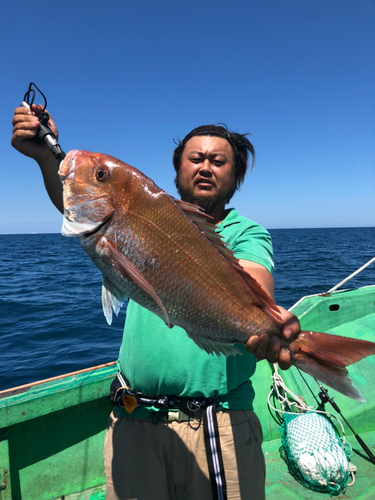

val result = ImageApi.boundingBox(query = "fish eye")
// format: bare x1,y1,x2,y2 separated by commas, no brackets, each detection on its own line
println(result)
96,169,107,182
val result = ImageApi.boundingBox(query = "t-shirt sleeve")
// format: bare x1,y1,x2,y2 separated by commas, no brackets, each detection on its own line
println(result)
230,224,274,274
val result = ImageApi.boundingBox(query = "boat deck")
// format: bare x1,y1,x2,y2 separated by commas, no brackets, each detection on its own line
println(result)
264,430,375,499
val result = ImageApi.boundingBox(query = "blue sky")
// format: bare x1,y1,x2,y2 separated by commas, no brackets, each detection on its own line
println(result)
1,0,374,234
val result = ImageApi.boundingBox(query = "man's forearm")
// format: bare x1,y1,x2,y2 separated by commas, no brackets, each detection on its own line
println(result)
238,260,275,299
38,156,64,213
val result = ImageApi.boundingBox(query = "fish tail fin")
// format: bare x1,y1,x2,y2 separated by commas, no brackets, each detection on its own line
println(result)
292,354,366,401
289,331,375,401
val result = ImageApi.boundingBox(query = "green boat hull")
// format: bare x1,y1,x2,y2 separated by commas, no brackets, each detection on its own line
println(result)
253,285,375,498
1,286,374,499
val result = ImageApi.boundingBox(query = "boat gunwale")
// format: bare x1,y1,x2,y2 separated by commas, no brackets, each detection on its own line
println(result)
0,361,116,400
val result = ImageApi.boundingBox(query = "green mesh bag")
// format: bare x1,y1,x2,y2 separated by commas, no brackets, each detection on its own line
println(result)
280,412,352,496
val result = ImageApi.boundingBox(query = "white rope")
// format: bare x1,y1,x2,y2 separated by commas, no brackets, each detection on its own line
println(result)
267,366,311,414
326,256,375,293
267,365,346,438
347,463,357,486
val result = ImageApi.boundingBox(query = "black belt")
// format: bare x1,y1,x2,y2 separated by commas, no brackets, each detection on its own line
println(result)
110,371,227,500
110,370,213,412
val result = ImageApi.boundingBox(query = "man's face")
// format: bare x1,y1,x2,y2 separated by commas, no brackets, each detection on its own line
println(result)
176,135,236,213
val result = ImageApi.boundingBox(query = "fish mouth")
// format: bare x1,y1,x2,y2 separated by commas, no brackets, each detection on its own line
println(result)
81,212,114,239
62,212,114,238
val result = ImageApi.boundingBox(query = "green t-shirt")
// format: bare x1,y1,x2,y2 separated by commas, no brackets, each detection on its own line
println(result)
116,208,274,418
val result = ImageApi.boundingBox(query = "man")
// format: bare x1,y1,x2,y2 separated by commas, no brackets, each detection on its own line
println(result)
12,107,300,500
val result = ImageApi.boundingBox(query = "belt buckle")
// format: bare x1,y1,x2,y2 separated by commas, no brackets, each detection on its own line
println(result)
153,411,179,424
153,410,201,426
156,411,190,423
168,411,190,423
167,411,180,422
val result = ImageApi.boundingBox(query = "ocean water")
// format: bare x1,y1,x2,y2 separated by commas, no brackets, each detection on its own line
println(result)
0,227,374,392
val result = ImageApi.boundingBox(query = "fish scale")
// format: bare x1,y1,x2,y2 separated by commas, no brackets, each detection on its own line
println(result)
59,149,375,400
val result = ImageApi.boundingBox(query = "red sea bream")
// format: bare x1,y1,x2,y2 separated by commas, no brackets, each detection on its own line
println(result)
59,150,375,401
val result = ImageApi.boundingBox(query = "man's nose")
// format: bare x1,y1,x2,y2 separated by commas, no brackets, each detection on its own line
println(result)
199,159,213,174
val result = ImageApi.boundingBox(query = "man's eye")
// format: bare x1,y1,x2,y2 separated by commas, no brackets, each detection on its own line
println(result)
189,157,201,163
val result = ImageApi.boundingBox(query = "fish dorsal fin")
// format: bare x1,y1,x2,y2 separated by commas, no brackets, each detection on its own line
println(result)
173,198,281,325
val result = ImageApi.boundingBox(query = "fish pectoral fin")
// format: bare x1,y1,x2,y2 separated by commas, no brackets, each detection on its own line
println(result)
97,238,171,328
185,331,242,357
102,277,127,325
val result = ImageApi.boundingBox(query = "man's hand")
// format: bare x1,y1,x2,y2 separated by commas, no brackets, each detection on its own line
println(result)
11,104,59,162
245,307,300,369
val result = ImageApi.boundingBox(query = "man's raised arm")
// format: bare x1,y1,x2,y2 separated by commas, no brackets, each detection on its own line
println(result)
11,104,64,213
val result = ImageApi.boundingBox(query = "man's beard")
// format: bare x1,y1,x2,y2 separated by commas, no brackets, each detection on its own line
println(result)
176,179,236,214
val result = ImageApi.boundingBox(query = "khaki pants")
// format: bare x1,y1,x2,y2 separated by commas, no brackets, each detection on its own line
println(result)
104,409,266,500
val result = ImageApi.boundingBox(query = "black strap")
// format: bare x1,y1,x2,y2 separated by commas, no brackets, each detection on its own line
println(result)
110,371,212,411
203,403,227,500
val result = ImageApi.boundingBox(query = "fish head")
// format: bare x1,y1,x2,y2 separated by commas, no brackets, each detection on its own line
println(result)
59,150,131,239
